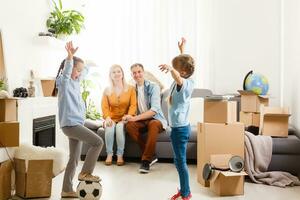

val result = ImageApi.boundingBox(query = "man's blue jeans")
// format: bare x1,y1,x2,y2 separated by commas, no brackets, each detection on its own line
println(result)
170,125,191,197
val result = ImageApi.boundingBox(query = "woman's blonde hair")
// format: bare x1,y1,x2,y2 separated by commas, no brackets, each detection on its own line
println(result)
105,64,128,95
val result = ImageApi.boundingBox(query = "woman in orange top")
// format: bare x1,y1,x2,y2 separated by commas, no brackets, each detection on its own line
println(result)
101,64,137,166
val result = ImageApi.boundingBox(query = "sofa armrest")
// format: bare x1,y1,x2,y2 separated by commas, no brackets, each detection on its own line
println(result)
84,119,104,131
288,125,300,139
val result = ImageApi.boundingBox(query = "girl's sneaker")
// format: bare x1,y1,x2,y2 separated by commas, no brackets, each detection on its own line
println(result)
78,172,101,182
61,191,78,198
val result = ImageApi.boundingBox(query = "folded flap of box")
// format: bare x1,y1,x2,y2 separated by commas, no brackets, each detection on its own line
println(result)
14,159,26,173
220,171,247,177
261,106,291,116
238,90,269,98
0,160,12,172
264,113,291,117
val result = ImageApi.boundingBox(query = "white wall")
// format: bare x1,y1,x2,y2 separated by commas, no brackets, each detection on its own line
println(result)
283,0,300,130
1,0,299,129
209,0,281,107
0,0,67,93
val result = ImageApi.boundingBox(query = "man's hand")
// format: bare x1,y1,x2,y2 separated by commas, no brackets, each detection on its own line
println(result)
127,115,138,122
122,115,133,123
159,64,173,74
178,37,186,54
65,41,78,60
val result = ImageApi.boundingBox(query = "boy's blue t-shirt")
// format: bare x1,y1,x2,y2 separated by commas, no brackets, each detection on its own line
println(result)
168,78,194,128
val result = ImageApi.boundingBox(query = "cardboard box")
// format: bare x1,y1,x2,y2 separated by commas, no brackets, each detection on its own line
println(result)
259,106,291,137
41,79,55,97
0,98,17,122
15,158,53,198
0,160,12,200
240,111,260,127
209,154,246,196
0,122,19,147
197,122,244,187
238,90,269,112
204,100,237,123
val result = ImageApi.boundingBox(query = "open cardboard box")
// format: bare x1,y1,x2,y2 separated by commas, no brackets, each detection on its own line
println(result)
240,111,260,127
0,98,17,122
197,122,244,187
238,90,269,113
259,106,291,137
0,160,13,200
204,99,237,123
14,158,53,198
209,154,247,196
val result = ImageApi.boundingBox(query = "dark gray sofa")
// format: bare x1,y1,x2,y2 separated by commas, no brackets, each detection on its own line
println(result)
268,127,300,177
81,89,300,178
81,88,213,160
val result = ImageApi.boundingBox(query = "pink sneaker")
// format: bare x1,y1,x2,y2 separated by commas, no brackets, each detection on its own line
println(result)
170,189,181,200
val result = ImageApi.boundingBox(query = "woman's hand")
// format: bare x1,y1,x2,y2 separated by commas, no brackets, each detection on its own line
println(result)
65,41,79,60
178,37,186,54
159,64,173,73
105,117,114,127
122,115,130,122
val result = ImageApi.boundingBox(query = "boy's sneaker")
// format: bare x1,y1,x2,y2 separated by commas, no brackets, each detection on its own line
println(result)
181,193,192,200
78,172,101,182
150,156,158,166
139,160,150,173
61,191,78,198
170,190,181,200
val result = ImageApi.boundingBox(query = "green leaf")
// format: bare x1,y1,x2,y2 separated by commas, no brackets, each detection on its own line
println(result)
46,0,84,37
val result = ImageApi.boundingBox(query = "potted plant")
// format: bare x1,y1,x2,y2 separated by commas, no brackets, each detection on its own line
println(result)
81,79,101,120
46,0,84,39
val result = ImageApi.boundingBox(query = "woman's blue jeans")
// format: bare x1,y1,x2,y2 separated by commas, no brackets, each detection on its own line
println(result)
105,121,125,156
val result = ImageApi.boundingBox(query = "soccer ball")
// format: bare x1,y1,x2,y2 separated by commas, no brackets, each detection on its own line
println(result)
76,181,102,200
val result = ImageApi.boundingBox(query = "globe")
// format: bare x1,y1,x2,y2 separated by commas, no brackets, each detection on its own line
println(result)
243,71,269,95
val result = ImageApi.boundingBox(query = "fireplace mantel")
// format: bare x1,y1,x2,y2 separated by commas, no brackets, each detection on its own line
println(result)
17,97,66,147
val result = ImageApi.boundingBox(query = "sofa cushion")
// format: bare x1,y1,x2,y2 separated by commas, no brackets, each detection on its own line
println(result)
156,125,197,142
272,135,300,155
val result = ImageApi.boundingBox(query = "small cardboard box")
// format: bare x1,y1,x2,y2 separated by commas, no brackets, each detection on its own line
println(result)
240,111,260,127
0,98,17,122
0,160,13,200
259,106,291,137
238,90,269,113
14,158,53,198
0,122,19,147
41,79,55,97
204,100,237,123
209,154,247,196
197,122,244,187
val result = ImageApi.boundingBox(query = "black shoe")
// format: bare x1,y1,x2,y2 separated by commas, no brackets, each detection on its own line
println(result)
139,160,150,173
150,156,158,166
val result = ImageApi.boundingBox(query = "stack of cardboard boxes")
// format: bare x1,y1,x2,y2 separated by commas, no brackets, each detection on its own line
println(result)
239,90,268,128
0,98,19,200
238,90,291,137
197,97,246,196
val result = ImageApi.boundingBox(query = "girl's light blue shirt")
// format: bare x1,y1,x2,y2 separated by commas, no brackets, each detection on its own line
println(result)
168,78,194,128
56,59,88,128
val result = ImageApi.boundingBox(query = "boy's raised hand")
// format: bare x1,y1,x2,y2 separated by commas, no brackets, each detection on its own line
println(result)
65,41,79,60
178,37,186,54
